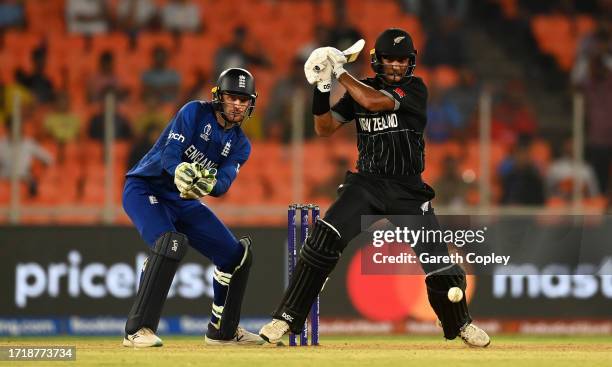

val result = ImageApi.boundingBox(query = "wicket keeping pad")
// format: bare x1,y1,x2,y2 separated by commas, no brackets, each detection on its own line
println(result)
125,232,188,334
215,236,253,339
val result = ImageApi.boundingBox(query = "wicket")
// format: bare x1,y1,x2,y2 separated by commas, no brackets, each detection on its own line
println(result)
287,204,320,346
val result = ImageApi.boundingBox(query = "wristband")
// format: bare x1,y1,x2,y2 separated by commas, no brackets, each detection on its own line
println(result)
312,87,331,115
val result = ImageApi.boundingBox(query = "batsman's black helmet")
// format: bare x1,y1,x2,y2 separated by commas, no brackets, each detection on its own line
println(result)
212,68,257,122
370,28,417,81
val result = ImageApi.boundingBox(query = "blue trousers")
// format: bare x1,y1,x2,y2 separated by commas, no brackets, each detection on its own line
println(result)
122,177,243,271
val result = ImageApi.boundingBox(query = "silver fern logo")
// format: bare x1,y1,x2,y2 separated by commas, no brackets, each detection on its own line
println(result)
393,36,405,45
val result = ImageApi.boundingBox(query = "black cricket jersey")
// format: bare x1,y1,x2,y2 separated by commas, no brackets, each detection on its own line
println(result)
331,76,428,177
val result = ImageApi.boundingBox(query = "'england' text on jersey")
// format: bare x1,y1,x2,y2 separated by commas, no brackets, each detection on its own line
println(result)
184,144,218,169
358,113,399,133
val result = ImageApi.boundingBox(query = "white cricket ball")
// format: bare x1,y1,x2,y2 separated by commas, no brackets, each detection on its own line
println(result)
447,287,463,303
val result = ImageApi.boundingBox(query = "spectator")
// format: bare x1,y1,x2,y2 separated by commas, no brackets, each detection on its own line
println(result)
44,92,81,163
87,51,128,103
15,46,55,104
161,0,201,33
181,69,210,103
398,0,468,22
444,68,480,124
141,46,181,103
433,155,471,207
499,138,545,205
422,16,466,67
133,93,169,137
66,0,111,35
425,82,464,143
264,57,313,142
0,0,24,30
127,124,161,169
116,0,159,39
0,122,53,197
3,74,34,121
87,104,133,141
572,19,612,86
547,139,600,200
214,26,271,77
491,80,537,145
577,29,612,195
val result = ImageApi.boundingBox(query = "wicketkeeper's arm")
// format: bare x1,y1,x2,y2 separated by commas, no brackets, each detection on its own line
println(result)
208,142,250,197
161,102,197,175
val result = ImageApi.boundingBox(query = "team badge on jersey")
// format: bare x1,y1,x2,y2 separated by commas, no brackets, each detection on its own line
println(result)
200,123,212,141
221,140,232,157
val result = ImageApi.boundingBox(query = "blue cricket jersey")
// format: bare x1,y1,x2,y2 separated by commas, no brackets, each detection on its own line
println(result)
126,100,251,198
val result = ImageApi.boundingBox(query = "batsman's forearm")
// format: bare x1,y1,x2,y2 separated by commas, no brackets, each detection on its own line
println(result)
338,73,395,111
314,113,338,137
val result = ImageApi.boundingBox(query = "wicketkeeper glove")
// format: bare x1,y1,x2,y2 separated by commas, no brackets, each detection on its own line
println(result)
326,47,347,78
174,162,200,193
181,167,217,199
304,47,333,92
175,162,217,199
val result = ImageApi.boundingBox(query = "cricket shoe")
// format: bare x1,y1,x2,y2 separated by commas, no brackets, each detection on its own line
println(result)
122,327,163,348
204,323,265,346
258,319,290,344
459,323,491,348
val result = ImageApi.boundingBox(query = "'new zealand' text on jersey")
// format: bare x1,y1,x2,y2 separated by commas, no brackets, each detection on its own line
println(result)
331,76,427,176
126,101,251,198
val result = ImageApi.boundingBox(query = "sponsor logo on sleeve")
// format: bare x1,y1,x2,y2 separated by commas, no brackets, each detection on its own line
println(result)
168,131,185,143
393,87,405,98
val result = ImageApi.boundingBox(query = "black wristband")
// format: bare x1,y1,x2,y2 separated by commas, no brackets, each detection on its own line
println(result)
312,87,331,115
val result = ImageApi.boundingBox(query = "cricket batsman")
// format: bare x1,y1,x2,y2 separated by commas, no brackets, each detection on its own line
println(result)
121,68,264,347
259,28,491,347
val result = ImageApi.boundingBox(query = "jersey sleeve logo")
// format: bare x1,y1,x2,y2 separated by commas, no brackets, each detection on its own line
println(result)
393,87,406,98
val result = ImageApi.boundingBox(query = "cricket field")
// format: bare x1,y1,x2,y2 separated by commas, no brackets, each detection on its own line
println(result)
1,335,611,366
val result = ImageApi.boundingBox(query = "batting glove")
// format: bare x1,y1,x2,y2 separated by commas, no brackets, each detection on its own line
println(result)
304,47,333,92
327,47,348,78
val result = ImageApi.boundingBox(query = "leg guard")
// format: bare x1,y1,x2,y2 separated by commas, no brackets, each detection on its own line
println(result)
125,232,188,334
425,264,472,339
273,219,342,334
213,236,253,340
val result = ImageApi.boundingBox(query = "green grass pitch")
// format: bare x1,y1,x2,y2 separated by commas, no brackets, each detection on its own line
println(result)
1,335,611,367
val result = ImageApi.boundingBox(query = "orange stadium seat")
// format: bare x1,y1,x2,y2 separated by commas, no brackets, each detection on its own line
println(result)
0,181,10,204
91,33,130,59
137,32,177,56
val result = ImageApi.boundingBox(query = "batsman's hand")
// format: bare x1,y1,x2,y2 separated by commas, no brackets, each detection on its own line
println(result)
180,166,217,199
326,47,347,78
304,47,333,92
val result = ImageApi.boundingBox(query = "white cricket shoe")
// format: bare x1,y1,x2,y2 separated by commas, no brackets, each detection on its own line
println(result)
460,323,491,347
122,327,163,348
205,325,265,346
258,319,290,344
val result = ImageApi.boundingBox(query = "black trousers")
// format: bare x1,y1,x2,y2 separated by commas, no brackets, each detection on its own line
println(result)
323,171,450,274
